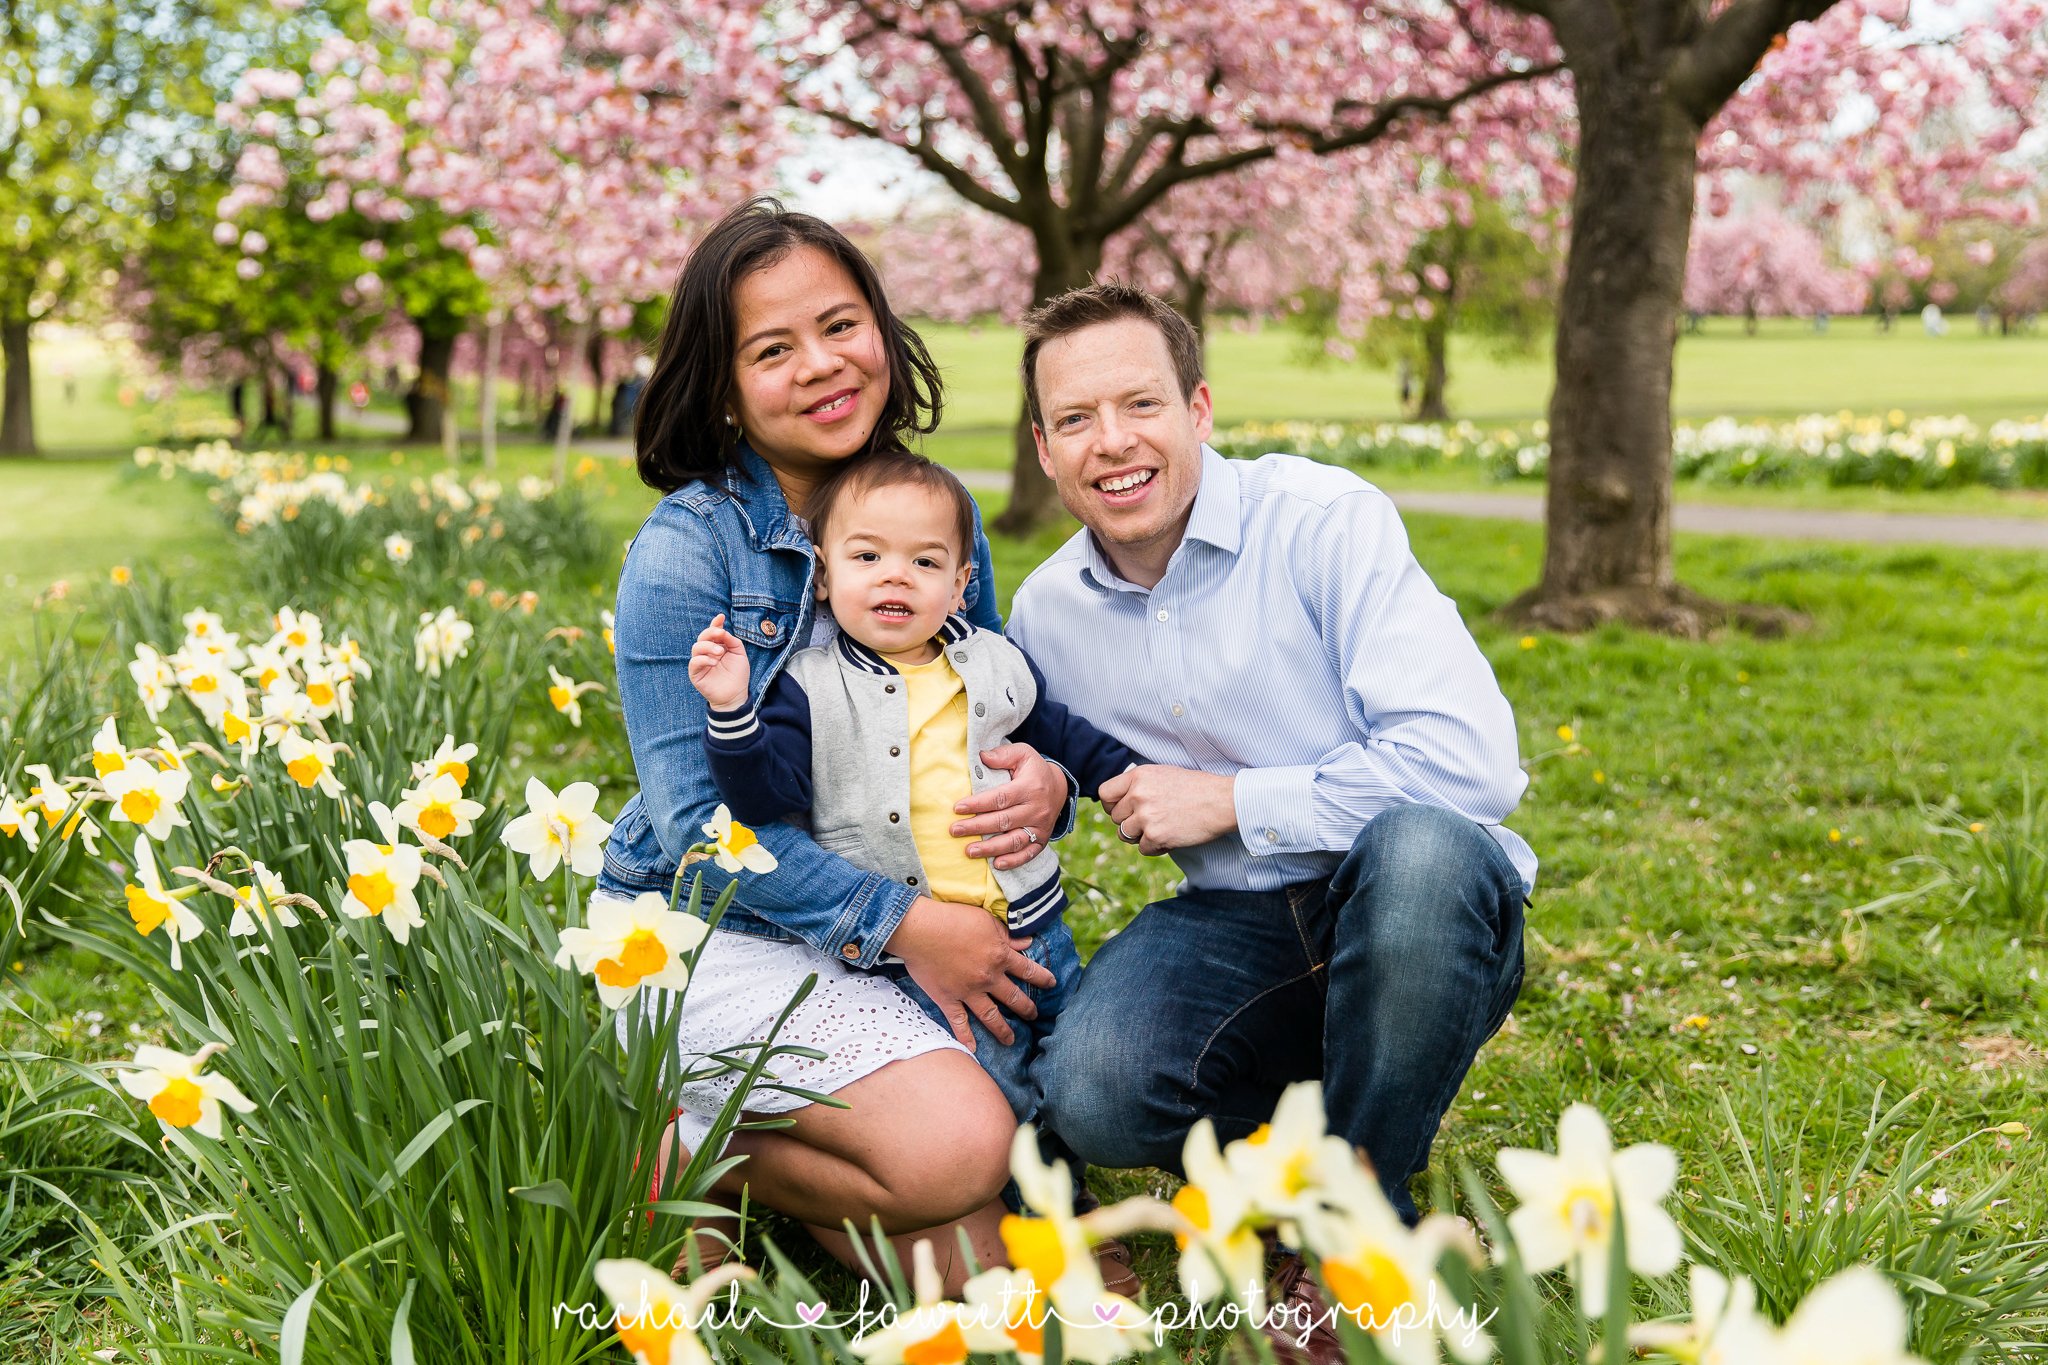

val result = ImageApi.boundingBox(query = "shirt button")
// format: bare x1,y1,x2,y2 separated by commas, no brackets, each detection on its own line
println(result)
889,745,901,758
1156,609,1169,622
841,943,861,960
1171,703,1185,717
954,651,968,663
973,765,984,778
1265,828,1280,843
906,875,918,887
973,702,985,716
889,811,901,823
885,683,896,694
761,619,778,638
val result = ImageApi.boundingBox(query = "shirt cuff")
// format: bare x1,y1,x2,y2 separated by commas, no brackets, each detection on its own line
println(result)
1233,765,1319,856
704,702,759,746
825,875,920,971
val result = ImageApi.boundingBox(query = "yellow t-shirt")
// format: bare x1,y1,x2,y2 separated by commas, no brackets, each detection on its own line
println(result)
888,653,1008,918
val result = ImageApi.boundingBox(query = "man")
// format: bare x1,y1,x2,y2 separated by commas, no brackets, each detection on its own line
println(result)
1006,284,1532,1344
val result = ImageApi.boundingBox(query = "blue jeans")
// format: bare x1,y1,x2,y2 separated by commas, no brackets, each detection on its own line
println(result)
1040,804,1526,1224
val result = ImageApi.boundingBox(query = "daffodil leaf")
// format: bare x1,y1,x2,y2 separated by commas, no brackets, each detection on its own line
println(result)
391,1278,417,1365
508,1179,574,1213
280,1277,321,1365
368,1098,488,1204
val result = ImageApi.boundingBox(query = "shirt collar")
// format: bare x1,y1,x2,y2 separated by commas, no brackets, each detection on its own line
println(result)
1079,444,1240,593
720,441,813,552
835,613,973,675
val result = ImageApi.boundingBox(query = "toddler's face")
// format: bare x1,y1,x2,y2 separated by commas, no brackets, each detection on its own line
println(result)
815,482,971,660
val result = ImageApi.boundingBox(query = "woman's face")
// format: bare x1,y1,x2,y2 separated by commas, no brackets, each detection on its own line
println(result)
728,245,891,488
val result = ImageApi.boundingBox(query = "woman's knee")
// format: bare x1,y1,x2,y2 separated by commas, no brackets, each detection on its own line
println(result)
857,1055,1015,1226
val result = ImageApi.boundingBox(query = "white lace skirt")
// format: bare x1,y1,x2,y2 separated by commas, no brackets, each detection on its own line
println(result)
599,892,968,1153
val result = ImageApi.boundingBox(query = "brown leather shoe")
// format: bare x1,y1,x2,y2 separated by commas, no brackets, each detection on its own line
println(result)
1262,1251,1343,1365
1092,1237,1142,1298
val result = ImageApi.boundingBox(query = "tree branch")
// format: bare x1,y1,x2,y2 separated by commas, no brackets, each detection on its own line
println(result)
846,0,1026,184
1666,0,1844,124
812,107,1020,220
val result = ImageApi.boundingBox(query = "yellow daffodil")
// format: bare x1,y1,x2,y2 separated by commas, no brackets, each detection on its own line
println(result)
110,564,132,585
601,609,616,655
592,1259,753,1365
268,606,325,662
0,790,39,851
340,802,425,944
1299,1161,1488,1364
502,778,613,880
92,716,130,777
124,835,205,969
393,773,485,842
413,606,474,677
851,1241,1016,1365
276,730,344,799
1497,1103,1681,1316
547,667,603,728
555,890,707,1008
118,1041,255,1139
702,804,777,875
225,861,301,937
1173,1119,1268,1309
413,735,478,790
102,761,192,841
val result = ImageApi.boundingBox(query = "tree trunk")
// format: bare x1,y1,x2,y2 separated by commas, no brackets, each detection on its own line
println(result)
1417,324,1451,422
1,314,36,456
479,318,503,470
587,328,606,429
259,367,284,438
553,319,590,482
994,239,1103,537
1744,302,1758,335
316,364,338,441
406,320,461,444
1184,277,1211,373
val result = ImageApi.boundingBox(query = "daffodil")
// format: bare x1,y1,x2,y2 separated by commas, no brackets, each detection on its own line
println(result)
0,790,39,851
413,735,478,790
1172,1119,1268,1309
276,729,345,799
129,644,178,719
326,632,372,683
21,765,70,824
256,681,315,743
393,773,485,842
268,606,325,663
1497,1103,1681,1316
555,890,707,1008
102,761,192,841
384,532,414,564
601,608,616,655
217,690,261,757
1001,1126,1150,1363
301,661,352,722
502,778,613,879
1223,1079,1354,1230
547,667,603,727
92,716,130,776
124,835,204,969
225,861,301,937
414,606,474,677
1772,1266,1927,1365
1298,1162,1488,1364
702,804,777,875
242,641,293,694
1631,1265,1777,1365
171,651,238,724
592,1258,753,1365
117,1041,255,1139
851,1241,1017,1365
340,802,425,944
180,608,230,647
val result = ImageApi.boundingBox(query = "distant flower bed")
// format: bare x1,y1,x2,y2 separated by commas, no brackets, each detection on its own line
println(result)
1214,412,2048,491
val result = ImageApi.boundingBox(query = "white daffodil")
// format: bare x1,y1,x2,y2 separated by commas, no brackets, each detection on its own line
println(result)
28,768,101,854
502,778,612,879
1631,1265,1778,1365
102,761,192,841
960,1266,1053,1364
851,1240,1011,1365
701,804,778,875
1497,1103,1682,1316
276,729,345,799
91,715,130,777
1222,1079,1355,1231
268,606,325,663
129,644,179,719
393,772,485,842
1773,1266,1927,1365
180,608,229,645
1000,1126,1151,1364
554,890,707,1008
242,641,293,694
326,633,372,683
0,790,39,851
301,660,352,722
217,689,261,757
125,835,205,969
170,650,238,724
384,532,414,564
547,667,603,727
414,606,474,677
1171,1120,1270,1310
118,1041,256,1139
256,681,315,743
413,735,478,790
225,861,301,937
1299,1162,1489,1365
340,802,425,944
150,727,190,771
592,1258,753,1365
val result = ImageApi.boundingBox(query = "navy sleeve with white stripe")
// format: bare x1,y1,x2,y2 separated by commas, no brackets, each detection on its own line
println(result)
704,672,814,825
1012,652,1146,798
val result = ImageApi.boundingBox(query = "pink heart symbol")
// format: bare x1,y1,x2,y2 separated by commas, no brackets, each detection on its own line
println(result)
797,1302,827,1325
1093,1303,1119,1324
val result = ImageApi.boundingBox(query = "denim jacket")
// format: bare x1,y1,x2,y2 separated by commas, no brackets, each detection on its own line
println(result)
600,444,1063,969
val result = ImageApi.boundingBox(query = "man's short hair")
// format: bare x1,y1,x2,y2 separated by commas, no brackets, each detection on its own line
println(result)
804,447,977,565
1019,282,1204,431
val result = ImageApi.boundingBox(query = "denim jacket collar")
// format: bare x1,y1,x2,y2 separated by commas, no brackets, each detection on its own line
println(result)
715,442,815,555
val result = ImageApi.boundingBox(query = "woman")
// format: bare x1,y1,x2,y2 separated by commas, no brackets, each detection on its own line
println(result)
599,198,1070,1287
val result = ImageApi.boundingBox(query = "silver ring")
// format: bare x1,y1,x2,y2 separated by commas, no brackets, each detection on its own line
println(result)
1024,829,1037,845
1118,825,1139,844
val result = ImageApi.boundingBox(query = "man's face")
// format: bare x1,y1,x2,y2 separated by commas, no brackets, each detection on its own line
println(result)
1031,317,1212,580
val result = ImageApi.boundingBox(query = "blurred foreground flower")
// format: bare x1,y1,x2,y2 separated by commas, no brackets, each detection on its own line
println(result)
593,1258,752,1365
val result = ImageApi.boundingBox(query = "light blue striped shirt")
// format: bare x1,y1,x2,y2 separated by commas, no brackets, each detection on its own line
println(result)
1008,446,1537,895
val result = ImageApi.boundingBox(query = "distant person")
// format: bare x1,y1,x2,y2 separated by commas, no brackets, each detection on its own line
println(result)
1977,303,1993,335
539,389,568,440
610,354,653,436
1921,302,1947,336
1813,311,1829,333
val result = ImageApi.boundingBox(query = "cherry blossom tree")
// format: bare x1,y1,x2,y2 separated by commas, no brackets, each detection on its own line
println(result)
1997,236,2048,317
1682,210,1868,330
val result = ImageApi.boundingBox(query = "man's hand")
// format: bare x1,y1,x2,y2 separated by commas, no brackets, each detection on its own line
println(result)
1098,765,1238,854
951,742,1066,871
884,897,1056,1049
688,613,750,712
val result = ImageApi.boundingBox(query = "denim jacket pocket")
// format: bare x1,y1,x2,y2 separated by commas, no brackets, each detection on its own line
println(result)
726,592,800,652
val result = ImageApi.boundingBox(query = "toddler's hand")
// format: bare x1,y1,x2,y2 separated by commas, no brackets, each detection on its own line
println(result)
689,614,751,712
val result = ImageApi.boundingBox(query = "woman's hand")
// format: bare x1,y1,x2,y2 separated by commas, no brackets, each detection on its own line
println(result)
885,897,1055,1050
688,613,751,711
950,742,1067,871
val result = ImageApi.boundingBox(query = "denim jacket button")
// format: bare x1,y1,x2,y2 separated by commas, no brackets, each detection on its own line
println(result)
841,942,861,960
761,619,778,638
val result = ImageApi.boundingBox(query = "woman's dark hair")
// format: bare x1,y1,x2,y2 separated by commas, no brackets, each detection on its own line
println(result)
635,197,945,493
